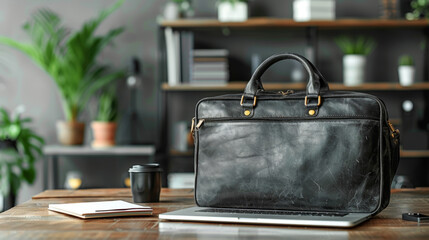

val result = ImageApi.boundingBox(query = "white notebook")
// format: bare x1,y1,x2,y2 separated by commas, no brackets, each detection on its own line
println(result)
48,200,152,219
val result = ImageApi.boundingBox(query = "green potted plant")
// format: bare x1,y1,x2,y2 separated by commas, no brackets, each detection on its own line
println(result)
406,0,429,20
217,0,249,22
335,36,375,86
398,55,415,86
91,87,119,148
0,0,125,145
0,107,44,211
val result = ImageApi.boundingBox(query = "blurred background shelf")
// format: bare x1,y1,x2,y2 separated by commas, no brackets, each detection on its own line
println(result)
162,82,429,91
400,150,429,158
43,145,156,190
160,18,429,28
158,13,429,188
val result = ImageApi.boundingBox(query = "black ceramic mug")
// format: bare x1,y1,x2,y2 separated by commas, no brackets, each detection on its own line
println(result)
129,164,162,203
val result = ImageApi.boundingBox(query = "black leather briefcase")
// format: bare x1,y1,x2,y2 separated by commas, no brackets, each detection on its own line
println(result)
192,53,400,215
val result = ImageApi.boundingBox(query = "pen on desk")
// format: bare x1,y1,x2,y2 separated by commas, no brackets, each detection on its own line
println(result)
95,208,150,212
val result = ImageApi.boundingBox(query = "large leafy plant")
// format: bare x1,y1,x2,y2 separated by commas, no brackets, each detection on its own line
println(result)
0,107,44,196
0,0,125,122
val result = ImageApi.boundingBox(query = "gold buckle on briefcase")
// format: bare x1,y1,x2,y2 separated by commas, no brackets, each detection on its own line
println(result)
240,96,257,107
304,95,321,107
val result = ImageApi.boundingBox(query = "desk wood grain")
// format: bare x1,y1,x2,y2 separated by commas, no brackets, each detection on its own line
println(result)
1,188,429,239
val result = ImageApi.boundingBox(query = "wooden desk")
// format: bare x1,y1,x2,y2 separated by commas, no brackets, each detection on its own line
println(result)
0,188,429,239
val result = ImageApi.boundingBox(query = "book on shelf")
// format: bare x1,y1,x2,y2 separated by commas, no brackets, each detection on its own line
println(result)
192,71,229,79
48,200,153,219
193,49,229,57
164,27,180,86
180,31,194,84
192,49,229,85
293,0,335,21
193,62,228,71
165,29,230,86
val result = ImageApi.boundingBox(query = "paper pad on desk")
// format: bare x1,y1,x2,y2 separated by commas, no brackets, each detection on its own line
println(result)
49,200,152,219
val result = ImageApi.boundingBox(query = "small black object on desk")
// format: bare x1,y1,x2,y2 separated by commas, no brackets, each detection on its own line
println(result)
402,213,429,223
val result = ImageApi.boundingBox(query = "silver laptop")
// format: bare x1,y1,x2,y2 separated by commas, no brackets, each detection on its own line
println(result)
159,206,371,228
159,222,349,239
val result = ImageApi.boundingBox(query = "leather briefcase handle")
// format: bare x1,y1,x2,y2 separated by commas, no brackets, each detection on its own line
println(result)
243,53,330,99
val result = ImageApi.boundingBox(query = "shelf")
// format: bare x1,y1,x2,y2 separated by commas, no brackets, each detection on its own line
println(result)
159,18,429,28
401,150,429,158
43,145,156,156
162,82,429,92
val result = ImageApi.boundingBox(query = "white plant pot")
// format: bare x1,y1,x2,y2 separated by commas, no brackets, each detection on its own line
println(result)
398,66,415,86
164,2,180,20
343,55,366,86
218,2,248,22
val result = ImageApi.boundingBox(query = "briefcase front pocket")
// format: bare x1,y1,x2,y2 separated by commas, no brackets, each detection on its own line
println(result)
195,118,381,213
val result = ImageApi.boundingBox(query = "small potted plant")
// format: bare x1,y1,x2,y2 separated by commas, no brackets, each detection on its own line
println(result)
0,0,125,145
0,107,44,211
91,87,119,148
398,55,415,86
406,0,429,20
164,0,193,20
335,36,376,86
217,0,249,22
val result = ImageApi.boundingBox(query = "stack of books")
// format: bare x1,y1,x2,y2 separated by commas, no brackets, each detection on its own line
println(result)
164,28,230,86
293,0,335,22
191,49,229,85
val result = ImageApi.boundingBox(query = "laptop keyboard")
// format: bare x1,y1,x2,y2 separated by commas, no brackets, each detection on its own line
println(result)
196,208,348,217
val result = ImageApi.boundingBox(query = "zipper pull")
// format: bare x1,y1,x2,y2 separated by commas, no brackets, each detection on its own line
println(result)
387,120,400,138
278,90,294,96
196,119,205,129
190,118,205,136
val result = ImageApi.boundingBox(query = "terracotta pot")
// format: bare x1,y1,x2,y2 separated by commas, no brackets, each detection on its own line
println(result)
56,121,85,145
91,122,117,148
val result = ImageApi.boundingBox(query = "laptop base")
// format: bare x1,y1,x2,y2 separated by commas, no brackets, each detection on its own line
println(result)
159,207,371,228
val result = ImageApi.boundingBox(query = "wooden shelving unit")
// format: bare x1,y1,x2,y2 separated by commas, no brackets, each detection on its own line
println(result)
160,18,429,28
162,82,429,91
400,150,429,158
158,17,429,182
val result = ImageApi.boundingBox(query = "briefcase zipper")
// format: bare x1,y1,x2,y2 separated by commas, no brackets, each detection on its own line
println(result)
196,116,379,123
193,116,380,134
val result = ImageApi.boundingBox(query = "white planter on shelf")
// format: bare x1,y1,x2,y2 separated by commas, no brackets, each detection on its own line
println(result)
343,55,366,86
398,66,415,86
218,2,248,22
164,2,180,20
